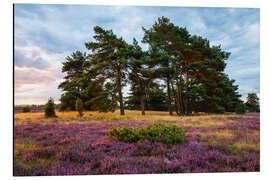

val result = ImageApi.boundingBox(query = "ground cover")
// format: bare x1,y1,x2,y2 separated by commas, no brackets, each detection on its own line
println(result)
14,111,260,175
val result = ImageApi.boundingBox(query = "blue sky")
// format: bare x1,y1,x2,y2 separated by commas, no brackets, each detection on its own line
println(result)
14,4,260,105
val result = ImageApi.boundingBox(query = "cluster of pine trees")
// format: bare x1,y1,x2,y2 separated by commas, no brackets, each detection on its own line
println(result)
58,16,244,116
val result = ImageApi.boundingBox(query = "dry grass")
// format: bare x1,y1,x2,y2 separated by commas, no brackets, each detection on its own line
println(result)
200,129,235,140
15,110,237,121
14,110,239,128
232,141,260,151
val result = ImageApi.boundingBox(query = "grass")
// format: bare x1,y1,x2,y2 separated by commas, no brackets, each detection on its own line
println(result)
232,141,260,151
201,129,235,140
15,110,238,125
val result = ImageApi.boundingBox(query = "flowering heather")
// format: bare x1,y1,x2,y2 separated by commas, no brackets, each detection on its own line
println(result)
14,111,260,176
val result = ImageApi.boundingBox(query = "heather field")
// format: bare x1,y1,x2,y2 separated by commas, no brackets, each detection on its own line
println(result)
14,111,260,176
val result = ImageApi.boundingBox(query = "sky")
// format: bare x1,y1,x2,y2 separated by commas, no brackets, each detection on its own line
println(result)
14,4,260,105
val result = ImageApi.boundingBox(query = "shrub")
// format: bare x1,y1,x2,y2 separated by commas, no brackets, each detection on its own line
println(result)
44,98,57,118
22,106,31,113
75,98,84,117
110,123,186,145
214,105,225,114
235,103,246,114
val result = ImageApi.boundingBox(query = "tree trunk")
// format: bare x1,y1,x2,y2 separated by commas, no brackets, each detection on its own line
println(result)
166,77,173,116
140,92,145,116
134,71,146,116
116,67,125,115
178,84,184,115
185,60,189,115
139,81,145,116
170,80,180,115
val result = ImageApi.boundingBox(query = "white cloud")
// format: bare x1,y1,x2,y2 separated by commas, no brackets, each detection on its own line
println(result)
15,69,63,105
14,43,70,105
229,47,243,54
244,23,260,44
231,67,260,77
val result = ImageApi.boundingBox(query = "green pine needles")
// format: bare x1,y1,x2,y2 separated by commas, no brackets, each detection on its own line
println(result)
57,16,251,116
44,98,57,118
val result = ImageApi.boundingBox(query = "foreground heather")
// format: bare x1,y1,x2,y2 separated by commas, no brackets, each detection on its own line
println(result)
14,112,260,176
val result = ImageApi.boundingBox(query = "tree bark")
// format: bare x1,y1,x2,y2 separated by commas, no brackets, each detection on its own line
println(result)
140,91,146,116
170,80,179,115
134,70,146,116
116,67,125,115
184,59,189,115
179,84,184,115
166,77,173,116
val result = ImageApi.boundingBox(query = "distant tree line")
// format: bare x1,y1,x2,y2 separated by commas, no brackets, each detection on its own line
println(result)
58,16,248,116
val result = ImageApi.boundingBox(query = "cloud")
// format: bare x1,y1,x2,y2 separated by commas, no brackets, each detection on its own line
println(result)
14,65,59,93
15,42,69,71
15,47,49,69
14,5,260,104
15,66,63,105
14,42,69,104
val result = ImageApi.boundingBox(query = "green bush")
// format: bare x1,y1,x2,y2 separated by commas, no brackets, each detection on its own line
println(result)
110,123,186,145
235,103,246,114
75,98,84,117
44,98,57,118
22,106,30,113
214,105,225,114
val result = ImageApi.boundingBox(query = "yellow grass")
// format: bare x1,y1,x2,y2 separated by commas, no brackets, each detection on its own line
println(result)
201,129,235,140
14,110,239,128
232,141,260,151
14,139,38,157
15,110,237,120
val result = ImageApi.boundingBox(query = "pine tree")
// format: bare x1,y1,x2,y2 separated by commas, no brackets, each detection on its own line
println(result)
125,81,168,111
84,79,117,112
246,93,260,112
44,98,57,118
56,16,244,115
58,51,88,111
85,26,129,115
142,17,183,115
58,50,113,112
143,16,239,114
126,39,150,115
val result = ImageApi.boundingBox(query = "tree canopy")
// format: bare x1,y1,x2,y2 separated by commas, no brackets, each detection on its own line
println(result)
245,93,260,112
58,16,246,116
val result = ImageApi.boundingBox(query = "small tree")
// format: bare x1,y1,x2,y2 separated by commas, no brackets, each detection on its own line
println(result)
245,93,260,112
75,98,84,117
44,98,57,118
22,106,31,113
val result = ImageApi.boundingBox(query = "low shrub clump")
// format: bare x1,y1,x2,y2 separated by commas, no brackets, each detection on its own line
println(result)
110,123,186,145
22,106,31,113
